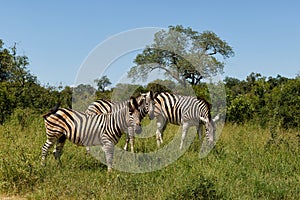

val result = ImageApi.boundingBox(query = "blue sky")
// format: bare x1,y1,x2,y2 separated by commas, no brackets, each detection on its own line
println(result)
1,1,299,87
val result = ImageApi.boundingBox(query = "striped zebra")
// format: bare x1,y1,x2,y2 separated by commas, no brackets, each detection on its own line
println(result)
153,92,215,150
85,91,155,153
41,97,141,172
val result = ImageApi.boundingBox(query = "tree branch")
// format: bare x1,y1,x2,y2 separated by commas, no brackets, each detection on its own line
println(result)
150,64,186,86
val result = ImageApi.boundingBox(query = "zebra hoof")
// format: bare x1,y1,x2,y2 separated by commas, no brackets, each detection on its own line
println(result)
107,167,113,173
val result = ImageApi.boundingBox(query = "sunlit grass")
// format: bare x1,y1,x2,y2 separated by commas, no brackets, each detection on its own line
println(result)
1,117,299,199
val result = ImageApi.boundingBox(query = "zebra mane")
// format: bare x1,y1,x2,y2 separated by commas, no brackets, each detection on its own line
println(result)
196,96,211,109
196,97,212,119
128,96,139,113
154,91,176,99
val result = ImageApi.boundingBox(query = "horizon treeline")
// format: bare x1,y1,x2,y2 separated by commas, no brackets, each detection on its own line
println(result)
1,39,299,129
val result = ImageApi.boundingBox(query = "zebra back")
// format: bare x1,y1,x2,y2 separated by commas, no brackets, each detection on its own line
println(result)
43,103,140,147
85,91,154,120
85,99,112,115
154,92,212,124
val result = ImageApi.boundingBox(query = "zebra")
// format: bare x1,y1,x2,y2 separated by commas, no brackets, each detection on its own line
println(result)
153,92,215,150
85,91,155,153
41,96,141,172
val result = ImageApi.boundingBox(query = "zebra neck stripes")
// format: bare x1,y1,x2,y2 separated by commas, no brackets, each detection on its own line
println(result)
86,91,154,120
85,91,154,153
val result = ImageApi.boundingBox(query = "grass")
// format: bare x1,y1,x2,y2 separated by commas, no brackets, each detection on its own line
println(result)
0,116,299,199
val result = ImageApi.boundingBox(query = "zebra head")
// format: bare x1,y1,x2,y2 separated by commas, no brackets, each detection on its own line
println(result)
140,91,155,120
128,96,142,134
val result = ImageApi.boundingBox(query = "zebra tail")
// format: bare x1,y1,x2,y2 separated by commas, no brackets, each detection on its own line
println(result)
42,102,61,119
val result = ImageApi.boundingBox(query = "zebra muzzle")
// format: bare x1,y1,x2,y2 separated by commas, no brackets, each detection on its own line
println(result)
148,113,155,120
135,126,142,134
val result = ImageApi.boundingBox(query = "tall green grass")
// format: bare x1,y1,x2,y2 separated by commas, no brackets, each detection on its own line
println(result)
0,116,299,199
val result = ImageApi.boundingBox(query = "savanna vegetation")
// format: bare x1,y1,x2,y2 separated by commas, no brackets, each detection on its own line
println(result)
1,25,299,199
1,118,299,199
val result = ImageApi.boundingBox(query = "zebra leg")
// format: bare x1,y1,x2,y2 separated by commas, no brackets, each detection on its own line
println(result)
53,135,66,167
156,119,165,147
196,124,202,143
129,136,134,153
102,140,115,172
128,128,135,153
123,132,130,151
205,120,215,146
156,129,163,147
41,138,56,166
86,146,91,154
123,133,135,153
180,123,190,150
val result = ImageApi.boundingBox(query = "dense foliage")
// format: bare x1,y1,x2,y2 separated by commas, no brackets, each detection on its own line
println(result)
0,40,72,125
0,39,299,130
225,73,300,129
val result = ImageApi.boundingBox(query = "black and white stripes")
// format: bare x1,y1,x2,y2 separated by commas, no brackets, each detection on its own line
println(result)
153,92,215,149
41,91,215,171
85,91,155,152
41,97,141,172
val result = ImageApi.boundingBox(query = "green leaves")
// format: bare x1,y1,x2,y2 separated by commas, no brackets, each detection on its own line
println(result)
128,25,234,86
94,75,111,92
225,73,300,129
0,39,73,123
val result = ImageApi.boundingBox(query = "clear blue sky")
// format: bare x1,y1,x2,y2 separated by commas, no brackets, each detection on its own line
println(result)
1,0,299,87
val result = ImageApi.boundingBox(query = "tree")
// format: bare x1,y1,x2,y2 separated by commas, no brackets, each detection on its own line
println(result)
111,83,144,101
0,39,38,123
146,81,172,93
266,78,300,128
0,41,34,85
94,75,111,92
72,84,96,111
128,25,234,86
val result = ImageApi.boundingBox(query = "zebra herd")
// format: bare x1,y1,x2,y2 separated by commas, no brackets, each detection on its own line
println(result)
41,91,216,172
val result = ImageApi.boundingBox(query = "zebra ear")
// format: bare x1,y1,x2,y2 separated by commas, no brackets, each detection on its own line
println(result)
129,96,138,113
153,92,159,99
148,91,154,100
140,92,146,97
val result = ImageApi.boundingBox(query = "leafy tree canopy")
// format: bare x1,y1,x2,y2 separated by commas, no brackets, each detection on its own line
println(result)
128,25,234,86
94,75,112,92
0,40,35,84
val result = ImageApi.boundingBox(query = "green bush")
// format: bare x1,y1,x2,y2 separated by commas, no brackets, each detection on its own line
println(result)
225,74,300,129
266,78,300,128
166,175,222,200
227,94,256,123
